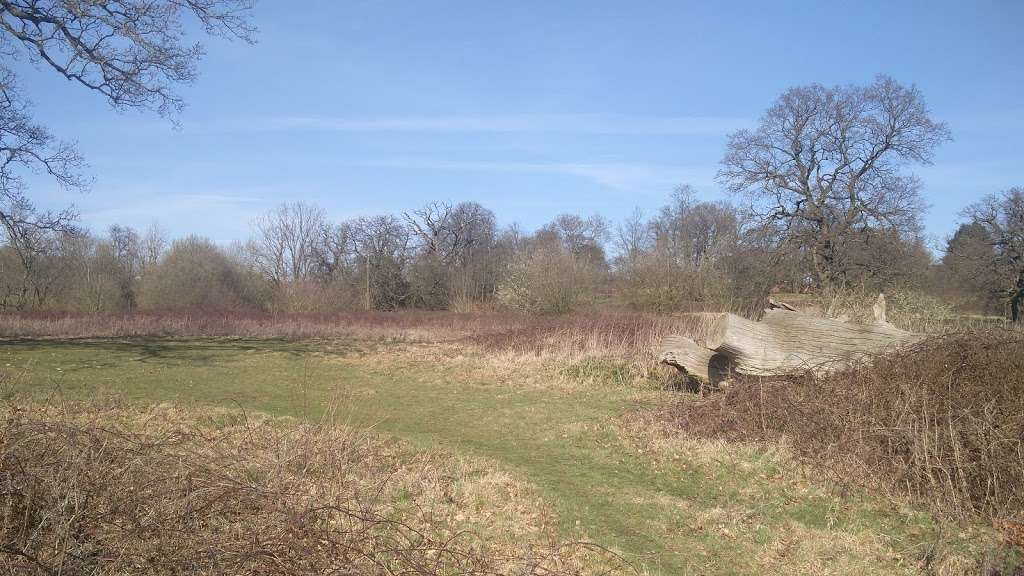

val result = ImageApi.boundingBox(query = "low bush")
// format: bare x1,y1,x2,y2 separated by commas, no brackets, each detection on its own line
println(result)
496,246,607,314
0,401,632,575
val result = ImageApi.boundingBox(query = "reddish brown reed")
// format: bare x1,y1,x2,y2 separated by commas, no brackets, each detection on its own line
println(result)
0,310,529,340
471,312,718,362
0,310,716,364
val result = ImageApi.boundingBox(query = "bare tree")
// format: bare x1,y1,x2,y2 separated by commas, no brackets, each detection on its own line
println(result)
404,201,496,265
139,235,254,312
719,75,950,293
404,202,455,262
614,208,651,266
248,203,327,284
495,214,612,313
649,185,738,267
349,215,410,310
0,0,254,116
0,68,84,280
0,0,254,277
403,201,498,307
141,223,169,269
538,213,610,267
447,201,497,267
613,188,745,312
0,223,65,309
109,225,142,309
961,188,1024,322
310,221,353,283
941,222,999,312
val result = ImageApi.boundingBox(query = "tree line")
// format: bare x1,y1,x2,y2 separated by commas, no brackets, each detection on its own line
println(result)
1,181,1020,320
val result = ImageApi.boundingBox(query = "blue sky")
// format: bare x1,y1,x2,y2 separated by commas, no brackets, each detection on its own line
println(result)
16,0,1024,246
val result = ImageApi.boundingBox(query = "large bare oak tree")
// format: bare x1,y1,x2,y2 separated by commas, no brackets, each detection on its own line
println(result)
718,75,950,293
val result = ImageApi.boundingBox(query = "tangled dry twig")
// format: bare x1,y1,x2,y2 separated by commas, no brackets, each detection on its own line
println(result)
671,330,1024,522
0,401,636,575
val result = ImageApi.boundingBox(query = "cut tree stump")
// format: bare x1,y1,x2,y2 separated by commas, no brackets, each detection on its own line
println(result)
659,294,925,385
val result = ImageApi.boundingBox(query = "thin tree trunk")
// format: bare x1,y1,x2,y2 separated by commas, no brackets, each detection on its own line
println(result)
1010,273,1024,323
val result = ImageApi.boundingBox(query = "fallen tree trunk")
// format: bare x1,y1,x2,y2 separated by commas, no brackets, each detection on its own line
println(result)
659,295,925,385
658,335,716,382
705,309,924,376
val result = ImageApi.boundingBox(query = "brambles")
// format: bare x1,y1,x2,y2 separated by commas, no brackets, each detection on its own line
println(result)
0,401,633,575
671,330,1024,521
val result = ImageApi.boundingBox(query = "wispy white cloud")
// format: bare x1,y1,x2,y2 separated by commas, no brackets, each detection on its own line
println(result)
210,113,750,137
81,192,270,242
338,158,717,193
552,162,716,191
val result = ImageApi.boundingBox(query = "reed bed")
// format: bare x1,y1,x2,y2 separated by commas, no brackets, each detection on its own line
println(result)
0,310,527,341
0,310,717,366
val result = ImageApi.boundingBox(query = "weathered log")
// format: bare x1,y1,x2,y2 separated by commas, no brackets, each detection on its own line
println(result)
659,335,716,382
705,309,924,376
659,294,925,382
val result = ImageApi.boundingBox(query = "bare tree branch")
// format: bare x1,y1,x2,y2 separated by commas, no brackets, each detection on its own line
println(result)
0,0,255,116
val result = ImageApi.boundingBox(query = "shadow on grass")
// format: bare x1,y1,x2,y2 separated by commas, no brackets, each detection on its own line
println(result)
0,337,360,370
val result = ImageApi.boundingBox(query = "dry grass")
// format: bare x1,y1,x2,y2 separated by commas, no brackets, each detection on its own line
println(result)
566,412,1000,576
0,399,635,575
0,310,712,351
0,311,718,390
472,312,718,361
774,290,1013,334
0,310,528,341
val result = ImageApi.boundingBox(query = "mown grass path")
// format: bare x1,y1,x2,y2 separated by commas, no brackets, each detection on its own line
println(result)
1,338,957,575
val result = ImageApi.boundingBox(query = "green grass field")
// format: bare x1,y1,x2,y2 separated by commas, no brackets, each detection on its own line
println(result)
0,338,989,575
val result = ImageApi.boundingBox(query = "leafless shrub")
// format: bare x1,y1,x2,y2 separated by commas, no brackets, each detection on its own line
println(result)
138,236,262,312
959,188,1024,323
0,400,634,575
670,330,1024,521
496,245,606,314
